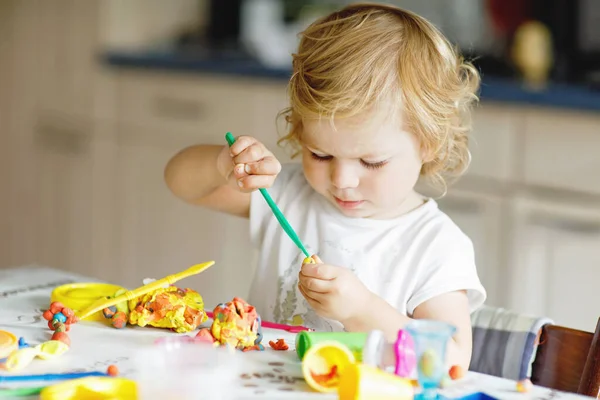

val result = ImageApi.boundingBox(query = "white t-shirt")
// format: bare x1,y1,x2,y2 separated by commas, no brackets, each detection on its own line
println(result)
248,163,486,332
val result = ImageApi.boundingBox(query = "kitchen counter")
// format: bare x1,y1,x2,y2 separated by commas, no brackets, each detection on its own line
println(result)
103,49,600,113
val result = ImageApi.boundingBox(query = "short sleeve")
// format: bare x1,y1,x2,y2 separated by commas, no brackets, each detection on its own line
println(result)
406,226,487,316
249,163,303,249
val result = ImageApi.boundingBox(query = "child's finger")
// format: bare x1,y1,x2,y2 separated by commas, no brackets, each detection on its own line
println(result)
236,174,276,192
233,143,269,164
300,263,336,280
298,282,322,304
298,275,330,294
244,156,281,176
229,135,257,157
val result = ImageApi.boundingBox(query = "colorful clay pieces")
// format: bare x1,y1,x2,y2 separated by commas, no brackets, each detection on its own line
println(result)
101,285,209,333
269,338,289,351
195,297,264,351
42,302,78,347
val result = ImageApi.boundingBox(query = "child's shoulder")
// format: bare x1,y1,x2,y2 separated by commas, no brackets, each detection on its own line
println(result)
408,199,473,252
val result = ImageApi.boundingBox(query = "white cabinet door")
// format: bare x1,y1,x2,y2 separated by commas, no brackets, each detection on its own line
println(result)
35,0,106,119
436,190,506,307
1,0,44,268
507,198,600,332
114,126,257,309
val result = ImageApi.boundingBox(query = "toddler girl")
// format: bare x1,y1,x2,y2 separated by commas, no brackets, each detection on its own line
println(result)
164,3,486,370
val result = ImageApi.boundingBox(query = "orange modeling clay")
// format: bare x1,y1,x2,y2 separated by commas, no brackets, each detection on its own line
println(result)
269,338,289,351
311,365,339,388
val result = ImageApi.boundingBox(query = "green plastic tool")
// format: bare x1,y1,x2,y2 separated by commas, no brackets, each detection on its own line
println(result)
0,386,45,397
225,132,310,258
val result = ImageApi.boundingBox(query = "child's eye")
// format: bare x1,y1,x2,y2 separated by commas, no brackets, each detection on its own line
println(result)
310,152,332,162
360,160,388,170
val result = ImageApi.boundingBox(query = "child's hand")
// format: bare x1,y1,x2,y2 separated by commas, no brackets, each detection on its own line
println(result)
217,135,281,193
298,255,372,323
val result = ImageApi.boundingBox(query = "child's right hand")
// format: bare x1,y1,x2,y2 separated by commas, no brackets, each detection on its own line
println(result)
217,135,282,193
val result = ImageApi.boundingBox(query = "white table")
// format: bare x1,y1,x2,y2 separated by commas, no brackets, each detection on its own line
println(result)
0,266,590,399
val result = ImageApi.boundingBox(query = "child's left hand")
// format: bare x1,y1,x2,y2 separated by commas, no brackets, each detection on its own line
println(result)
298,255,372,323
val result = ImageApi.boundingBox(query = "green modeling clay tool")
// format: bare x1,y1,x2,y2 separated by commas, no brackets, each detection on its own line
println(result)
225,132,310,258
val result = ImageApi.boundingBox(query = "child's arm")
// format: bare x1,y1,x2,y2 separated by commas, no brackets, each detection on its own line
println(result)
164,137,281,218
299,259,473,370
343,290,473,371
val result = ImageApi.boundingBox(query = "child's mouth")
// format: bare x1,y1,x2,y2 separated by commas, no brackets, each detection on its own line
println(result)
333,196,364,209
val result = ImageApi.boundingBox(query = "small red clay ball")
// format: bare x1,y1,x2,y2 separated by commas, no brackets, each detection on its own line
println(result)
43,310,55,321
107,365,119,376
61,307,74,318
449,365,465,380
49,302,64,314
51,331,70,347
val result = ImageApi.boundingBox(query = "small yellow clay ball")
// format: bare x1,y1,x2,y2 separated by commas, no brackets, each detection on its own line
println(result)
517,378,532,393
303,257,316,264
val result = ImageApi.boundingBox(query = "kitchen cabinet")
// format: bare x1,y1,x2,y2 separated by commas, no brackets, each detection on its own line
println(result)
114,125,257,307
2,0,44,267
35,0,106,120
506,197,600,333
522,109,600,195
34,115,120,278
436,190,506,307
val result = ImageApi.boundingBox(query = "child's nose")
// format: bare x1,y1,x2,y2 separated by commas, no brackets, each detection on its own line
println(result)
330,162,359,189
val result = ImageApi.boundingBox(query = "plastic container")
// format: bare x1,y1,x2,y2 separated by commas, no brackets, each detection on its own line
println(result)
362,329,416,378
40,377,137,400
405,320,456,399
0,330,18,359
51,282,126,322
338,363,414,400
301,340,356,393
132,337,240,400
295,331,368,361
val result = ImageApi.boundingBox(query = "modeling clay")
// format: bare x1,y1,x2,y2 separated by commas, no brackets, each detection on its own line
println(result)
449,364,465,380
107,365,119,376
516,378,532,392
99,285,208,333
418,348,438,378
128,286,207,333
269,338,289,351
193,297,264,351
311,364,339,388
3,340,69,371
210,297,262,350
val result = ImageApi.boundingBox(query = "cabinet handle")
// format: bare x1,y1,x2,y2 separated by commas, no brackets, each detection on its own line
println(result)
35,125,89,155
529,214,600,234
153,96,204,120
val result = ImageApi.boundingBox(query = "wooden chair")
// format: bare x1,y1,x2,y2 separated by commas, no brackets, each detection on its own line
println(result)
531,317,600,398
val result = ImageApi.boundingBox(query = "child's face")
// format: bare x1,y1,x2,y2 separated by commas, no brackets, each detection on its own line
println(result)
300,108,424,219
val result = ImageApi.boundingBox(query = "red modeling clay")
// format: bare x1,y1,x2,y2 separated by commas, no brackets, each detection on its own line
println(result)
107,364,119,376
269,338,289,351
311,365,339,387
449,365,464,380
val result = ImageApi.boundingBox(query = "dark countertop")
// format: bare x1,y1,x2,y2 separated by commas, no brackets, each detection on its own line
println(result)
103,50,600,113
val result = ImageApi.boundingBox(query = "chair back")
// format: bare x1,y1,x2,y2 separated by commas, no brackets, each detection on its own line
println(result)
531,318,600,398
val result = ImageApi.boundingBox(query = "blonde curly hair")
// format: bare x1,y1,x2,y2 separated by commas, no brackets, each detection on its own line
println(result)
277,2,480,192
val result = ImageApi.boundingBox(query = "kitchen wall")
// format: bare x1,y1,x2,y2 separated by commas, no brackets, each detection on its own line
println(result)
1,0,599,332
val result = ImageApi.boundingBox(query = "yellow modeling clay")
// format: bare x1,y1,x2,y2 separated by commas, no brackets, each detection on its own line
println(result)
4,340,69,371
128,286,207,333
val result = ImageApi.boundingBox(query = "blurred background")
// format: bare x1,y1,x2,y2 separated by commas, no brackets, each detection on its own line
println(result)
1,0,599,332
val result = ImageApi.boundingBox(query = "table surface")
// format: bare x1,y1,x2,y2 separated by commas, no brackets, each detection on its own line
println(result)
0,266,591,399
